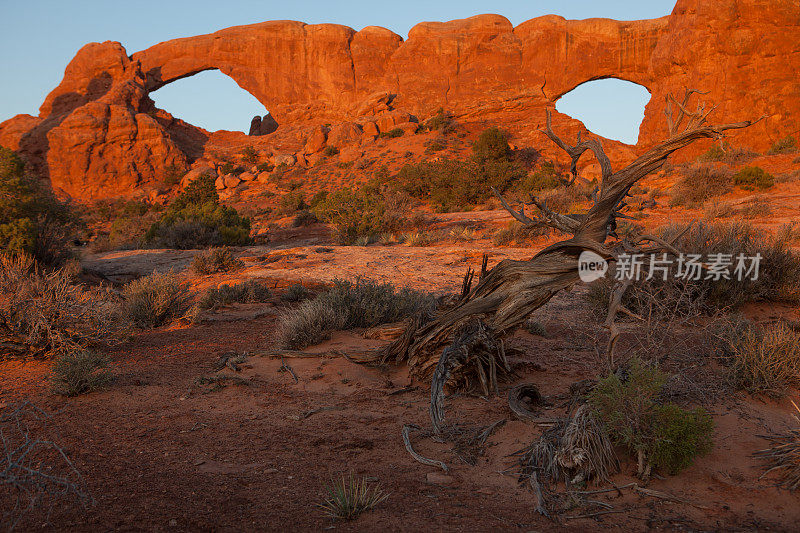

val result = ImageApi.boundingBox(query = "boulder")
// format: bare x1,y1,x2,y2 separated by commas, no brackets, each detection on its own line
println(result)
215,176,226,190
328,122,363,146
239,171,256,182
248,115,262,136
272,153,296,167
303,125,328,153
223,174,241,188
339,146,363,163
257,171,272,183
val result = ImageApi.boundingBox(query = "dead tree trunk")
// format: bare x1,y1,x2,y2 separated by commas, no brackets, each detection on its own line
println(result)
384,97,758,378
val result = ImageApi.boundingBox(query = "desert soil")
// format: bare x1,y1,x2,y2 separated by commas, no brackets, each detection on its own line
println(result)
3,219,800,532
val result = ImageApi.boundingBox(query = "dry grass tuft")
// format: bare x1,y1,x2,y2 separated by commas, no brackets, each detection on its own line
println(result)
277,278,436,350
121,271,192,328
49,350,112,396
318,472,388,520
191,247,244,275
753,401,800,491
722,321,800,397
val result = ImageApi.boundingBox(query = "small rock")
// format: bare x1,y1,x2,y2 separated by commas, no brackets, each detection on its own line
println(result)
214,176,226,190
239,171,256,182
257,171,272,183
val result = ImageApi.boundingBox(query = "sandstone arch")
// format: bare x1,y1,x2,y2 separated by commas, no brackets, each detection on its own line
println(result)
0,0,797,200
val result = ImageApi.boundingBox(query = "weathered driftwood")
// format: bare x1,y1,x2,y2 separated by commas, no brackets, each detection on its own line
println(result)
382,97,759,378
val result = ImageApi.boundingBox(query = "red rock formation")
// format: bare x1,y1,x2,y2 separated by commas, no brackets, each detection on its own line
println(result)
0,0,797,200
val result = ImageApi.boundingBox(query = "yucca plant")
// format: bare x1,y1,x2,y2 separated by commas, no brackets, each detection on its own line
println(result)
318,472,388,520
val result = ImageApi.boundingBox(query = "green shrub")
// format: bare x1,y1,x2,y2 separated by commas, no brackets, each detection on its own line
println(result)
145,175,251,249
191,247,244,275
472,127,511,163
323,146,340,157
0,146,76,266
195,280,272,312
767,136,797,155
734,166,774,190
50,350,112,396
699,143,758,164
256,162,274,173
722,322,800,398
277,278,437,349
393,157,525,213
669,164,733,207
379,128,404,139
425,108,456,134
588,359,713,475
218,162,244,176
162,163,186,186
278,191,308,215
314,186,409,244
121,271,192,328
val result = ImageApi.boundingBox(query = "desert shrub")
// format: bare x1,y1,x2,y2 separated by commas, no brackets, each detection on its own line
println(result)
669,164,733,207
379,128,404,139
393,158,525,212
699,143,758,164
588,359,713,475
424,137,448,153
318,472,387,520
703,200,735,219
0,253,124,357
121,271,192,328
282,283,310,302
525,320,547,337
472,127,511,163
241,145,259,164
314,185,409,244
50,350,112,396
308,191,329,209
191,247,244,275
738,196,772,219
292,209,319,227
218,162,245,176
278,191,308,215
323,146,340,157
492,222,549,246
145,175,251,249
0,147,76,266
733,166,774,190
277,278,436,349
722,322,800,398
589,222,800,317
256,162,274,173
514,168,562,195
425,108,456,134
161,163,186,186
767,136,797,155
195,280,272,311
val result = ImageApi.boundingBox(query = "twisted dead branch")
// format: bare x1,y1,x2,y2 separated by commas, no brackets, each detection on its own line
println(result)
382,93,759,378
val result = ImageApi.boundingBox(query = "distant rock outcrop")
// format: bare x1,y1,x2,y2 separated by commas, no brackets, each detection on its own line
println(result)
0,0,797,200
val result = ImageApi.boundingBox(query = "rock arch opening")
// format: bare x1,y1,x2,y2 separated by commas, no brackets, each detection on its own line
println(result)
149,69,270,134
555,78,651,145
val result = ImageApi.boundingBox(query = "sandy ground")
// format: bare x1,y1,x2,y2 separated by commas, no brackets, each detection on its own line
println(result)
3,234,800,531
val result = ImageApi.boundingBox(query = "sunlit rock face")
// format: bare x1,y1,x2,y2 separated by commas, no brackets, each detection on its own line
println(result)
1,0,797,200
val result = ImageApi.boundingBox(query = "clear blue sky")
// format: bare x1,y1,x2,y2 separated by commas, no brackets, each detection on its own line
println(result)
0,1,676,144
